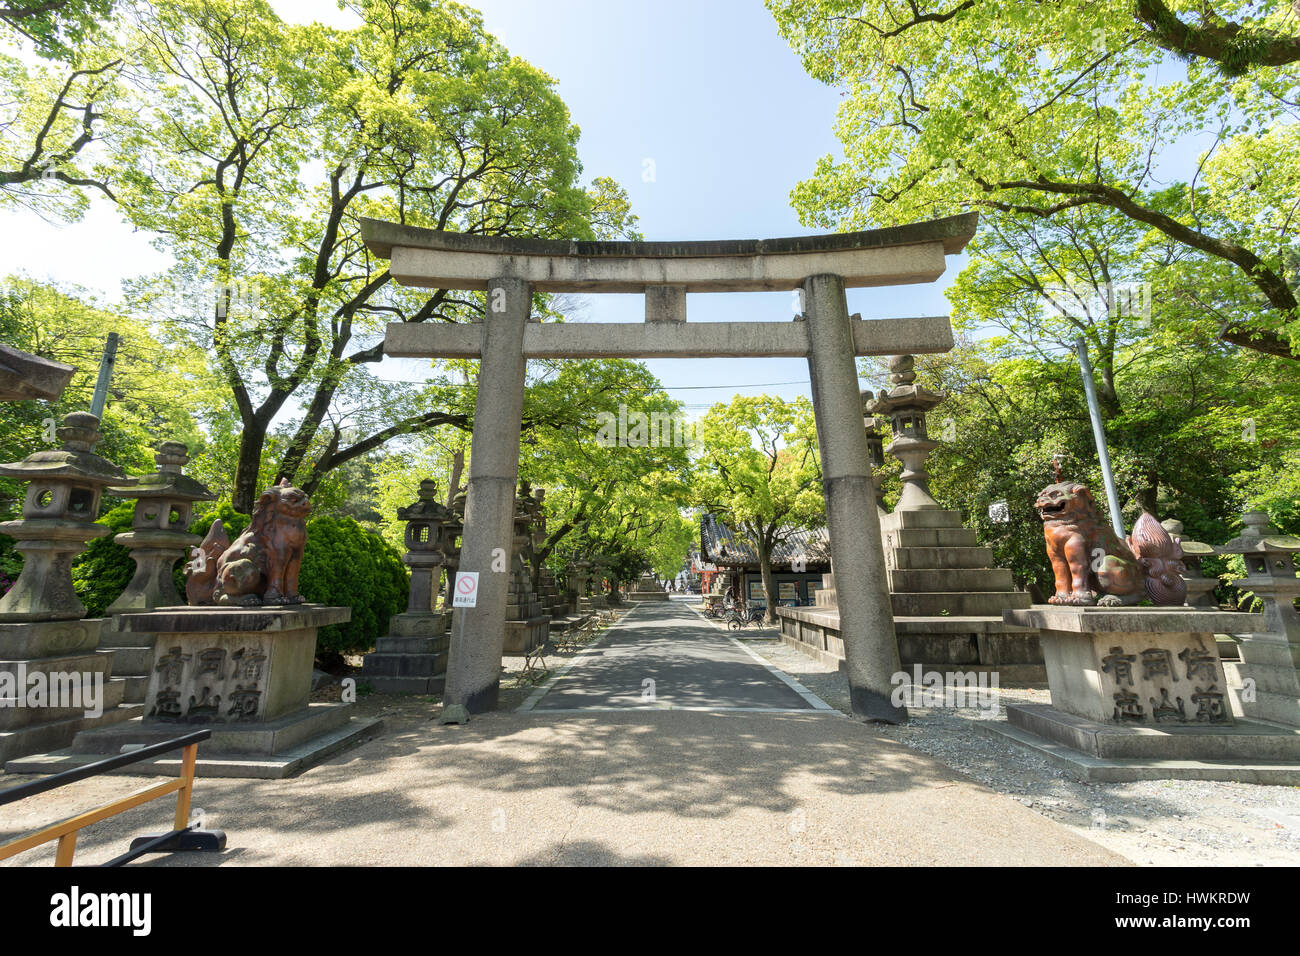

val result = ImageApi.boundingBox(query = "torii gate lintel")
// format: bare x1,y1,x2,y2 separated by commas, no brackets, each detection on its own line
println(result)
361,213,979,724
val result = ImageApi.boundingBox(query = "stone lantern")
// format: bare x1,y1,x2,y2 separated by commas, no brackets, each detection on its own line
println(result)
1216,508,1300,727
1160,518,1218,609
0,411,135,764
106,441,214,613
0,412,133,621
861,389,888,518
358,479,454,694
569,559,592,602
439,491,465,609
502,480,547,652
398,479,453,614
866,355,945,512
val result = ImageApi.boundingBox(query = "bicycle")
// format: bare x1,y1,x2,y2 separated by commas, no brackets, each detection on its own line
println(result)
727,604,766,629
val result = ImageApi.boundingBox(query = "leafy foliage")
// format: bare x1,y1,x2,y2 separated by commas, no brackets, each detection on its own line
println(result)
768,0,1300,360
296,516,407,664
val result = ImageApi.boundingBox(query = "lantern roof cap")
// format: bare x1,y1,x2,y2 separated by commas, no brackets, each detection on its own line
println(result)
398,478,452,521
0,412,131,486
1218,510,1300,553
107,441,214,500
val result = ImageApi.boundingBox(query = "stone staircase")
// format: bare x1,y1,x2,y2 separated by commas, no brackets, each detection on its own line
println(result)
879,510,1038,676
97,619,154,703
777,509,1043,680
359,610,450,694
1223,633,1300,727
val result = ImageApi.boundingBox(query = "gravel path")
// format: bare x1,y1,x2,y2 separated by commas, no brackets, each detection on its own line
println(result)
714,616,1300,867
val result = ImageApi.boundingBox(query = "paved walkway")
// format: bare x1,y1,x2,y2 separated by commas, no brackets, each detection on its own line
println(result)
523,601,830,712
0,603,1127,866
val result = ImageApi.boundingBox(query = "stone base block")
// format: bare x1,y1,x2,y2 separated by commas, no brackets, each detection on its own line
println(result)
0,700,141,765
1007,702,1300,761
974,715,1300,784
6,706,382,780
0,617,103,658
116,604,350,725
775,605,1046,681
388,612,450,639
0,652,123,729
358,622,448,695
627,591,670,602
503,615,549,654
362,675,444,695
1004,606,1255,727
373,634,449,656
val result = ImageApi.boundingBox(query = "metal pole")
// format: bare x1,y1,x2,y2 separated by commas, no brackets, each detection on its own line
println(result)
88,332,119,420
1075,336,1125,539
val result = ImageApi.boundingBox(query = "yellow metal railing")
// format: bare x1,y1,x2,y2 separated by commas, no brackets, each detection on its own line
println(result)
0,730,218,867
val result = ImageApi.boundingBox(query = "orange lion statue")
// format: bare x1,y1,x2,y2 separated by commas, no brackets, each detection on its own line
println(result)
1036,465,1186,607
185,479,311,607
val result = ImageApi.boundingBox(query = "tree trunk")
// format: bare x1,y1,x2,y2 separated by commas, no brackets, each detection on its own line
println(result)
231,420,268,514
755,530,780,624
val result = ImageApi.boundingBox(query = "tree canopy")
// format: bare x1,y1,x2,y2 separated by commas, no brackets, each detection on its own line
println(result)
768,0,1300,360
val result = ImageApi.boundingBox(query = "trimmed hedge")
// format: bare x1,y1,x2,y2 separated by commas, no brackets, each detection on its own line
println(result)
296,515,408,663
70,503,137,617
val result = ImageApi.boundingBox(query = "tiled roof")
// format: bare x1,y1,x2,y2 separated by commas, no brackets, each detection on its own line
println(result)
699,514,831,569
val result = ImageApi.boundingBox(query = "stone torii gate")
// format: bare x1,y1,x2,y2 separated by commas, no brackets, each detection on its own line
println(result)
361,212,978,724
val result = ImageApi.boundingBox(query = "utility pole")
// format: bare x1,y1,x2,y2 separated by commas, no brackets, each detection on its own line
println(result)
1074,336,1125,539
88,332,119,420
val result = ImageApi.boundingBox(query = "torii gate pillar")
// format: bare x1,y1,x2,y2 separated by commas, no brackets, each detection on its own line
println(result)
443,277,530,716
804,273,904,721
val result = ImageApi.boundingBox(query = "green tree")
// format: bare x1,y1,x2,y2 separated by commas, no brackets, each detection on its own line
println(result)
101,0,636,512
0,0,113,59
692,396,824,622
768,0,1300,360
0,278,216,518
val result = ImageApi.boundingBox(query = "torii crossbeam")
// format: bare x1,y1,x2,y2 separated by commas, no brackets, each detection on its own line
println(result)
362,211,978,723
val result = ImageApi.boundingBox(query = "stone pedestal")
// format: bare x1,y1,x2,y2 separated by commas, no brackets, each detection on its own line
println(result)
359,610,451,694
7,605,380,778
358,478,455,694
504,571,549,653
990,606,1300,776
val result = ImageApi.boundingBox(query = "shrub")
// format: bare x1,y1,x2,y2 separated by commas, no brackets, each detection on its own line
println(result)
70,503,138,617
297,516,408,664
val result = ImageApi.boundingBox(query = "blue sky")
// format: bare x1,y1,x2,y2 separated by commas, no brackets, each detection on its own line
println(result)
459,0,961,409
0,0,965,413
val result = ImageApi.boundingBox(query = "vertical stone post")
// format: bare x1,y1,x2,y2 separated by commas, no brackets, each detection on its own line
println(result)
803,274,906,723
441,277,531,719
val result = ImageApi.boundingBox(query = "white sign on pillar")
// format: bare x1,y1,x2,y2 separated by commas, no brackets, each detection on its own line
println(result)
453,571,479,608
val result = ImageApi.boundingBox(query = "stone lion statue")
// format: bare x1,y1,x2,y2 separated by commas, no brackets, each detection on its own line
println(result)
1036,468,1186,607
185,479,311,607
